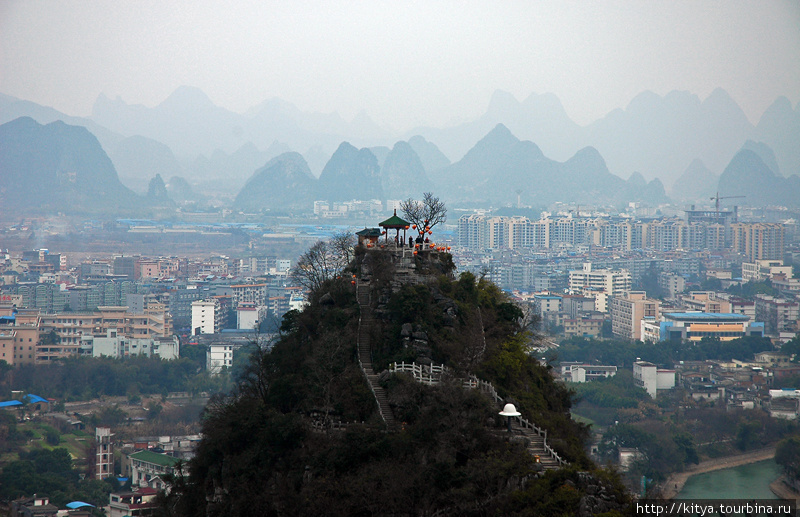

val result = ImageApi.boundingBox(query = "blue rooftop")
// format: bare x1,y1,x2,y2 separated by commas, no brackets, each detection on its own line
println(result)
663,312,749,322
0,400,22,408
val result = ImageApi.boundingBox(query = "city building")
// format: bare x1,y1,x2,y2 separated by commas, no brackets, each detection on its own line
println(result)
129,450,183,489
741,260,793,283
633,361,675,398
10,495,59,517
563,315,604,339
731,222,785,261
108,487,159,517
561,362,617,382
207,343,233,375
37,305,172,362
568,263,631,303
754,295,799,335
679,291,731,313
644,312,765,342
610,291,660,341
95,427,113,479
191,299,222,335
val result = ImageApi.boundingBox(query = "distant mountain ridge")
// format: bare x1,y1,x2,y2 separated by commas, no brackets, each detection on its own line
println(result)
429,124,666,206
3,87,799,210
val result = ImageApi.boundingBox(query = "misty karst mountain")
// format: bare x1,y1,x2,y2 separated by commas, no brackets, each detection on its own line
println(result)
166,176,198,203
234,152,317,211
755,96,800,177
109,135,185,193
407,135,451,173
0,92,123,153
379,141,431,199
189,141,291,195
582,88,753,188
717,149,800,208
146,173,172,205
3,85,800,211
740,140,781,176
316,142,383,202
0,117,135,213
430,124,664,206
670,159,719,202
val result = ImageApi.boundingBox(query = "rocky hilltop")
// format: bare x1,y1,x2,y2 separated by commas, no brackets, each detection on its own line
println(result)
164,246,631,516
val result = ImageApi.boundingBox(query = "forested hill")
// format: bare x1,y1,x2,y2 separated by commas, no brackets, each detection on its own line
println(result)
163,249,631,516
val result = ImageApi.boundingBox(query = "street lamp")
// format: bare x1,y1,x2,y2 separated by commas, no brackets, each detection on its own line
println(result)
499,403,521,433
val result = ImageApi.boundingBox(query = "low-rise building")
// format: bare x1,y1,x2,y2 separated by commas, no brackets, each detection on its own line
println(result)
652,312,764,342
129,450,183,489
633,361,675,398
108,487,159,517
741,259,792,283
207,343,233,375
563,363,617,383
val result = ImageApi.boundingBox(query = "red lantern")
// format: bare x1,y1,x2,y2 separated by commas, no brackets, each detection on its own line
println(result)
405,225,410,230
351,280,356,285
429,243,435,248
446,246,451,251
428,230,432,235
412,224,417,230
413,251,418,255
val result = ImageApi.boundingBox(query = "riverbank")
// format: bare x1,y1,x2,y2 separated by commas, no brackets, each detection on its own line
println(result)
769,476,800,507
659,446,776,499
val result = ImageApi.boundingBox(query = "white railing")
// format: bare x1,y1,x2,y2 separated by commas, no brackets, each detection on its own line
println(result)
389,361,567,468
390,361,446,385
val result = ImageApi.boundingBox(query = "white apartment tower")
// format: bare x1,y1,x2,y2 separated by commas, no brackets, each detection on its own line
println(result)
191,299,222,335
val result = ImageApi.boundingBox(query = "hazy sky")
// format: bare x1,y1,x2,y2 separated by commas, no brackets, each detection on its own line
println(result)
1,1,798,131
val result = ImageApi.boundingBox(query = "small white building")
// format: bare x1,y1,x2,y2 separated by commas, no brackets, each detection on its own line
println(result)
207,343,234,375
561,362,617,382
633,361,675,398
236,303,267,330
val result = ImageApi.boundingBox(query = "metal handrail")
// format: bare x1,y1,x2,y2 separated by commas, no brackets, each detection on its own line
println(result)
389,361,567,467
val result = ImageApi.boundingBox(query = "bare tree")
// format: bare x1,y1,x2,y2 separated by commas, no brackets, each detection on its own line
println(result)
329,230,356,272
291,233,355,292
400,192,447,239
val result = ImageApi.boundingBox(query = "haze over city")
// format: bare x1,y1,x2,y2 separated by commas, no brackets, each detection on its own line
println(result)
2,0,799,131
6,2,800,514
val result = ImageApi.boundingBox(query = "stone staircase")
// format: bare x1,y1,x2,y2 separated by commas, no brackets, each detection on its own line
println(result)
510,422,562,471
391,361,567,470
356,281,398,431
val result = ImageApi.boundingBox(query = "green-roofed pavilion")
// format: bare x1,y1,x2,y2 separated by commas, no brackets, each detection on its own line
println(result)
379,210,410,244
356,227,382,247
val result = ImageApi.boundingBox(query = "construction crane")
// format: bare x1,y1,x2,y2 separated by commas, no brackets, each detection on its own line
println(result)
710,192,745,218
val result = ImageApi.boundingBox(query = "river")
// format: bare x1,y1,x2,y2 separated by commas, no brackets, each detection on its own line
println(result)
677,459,782,499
